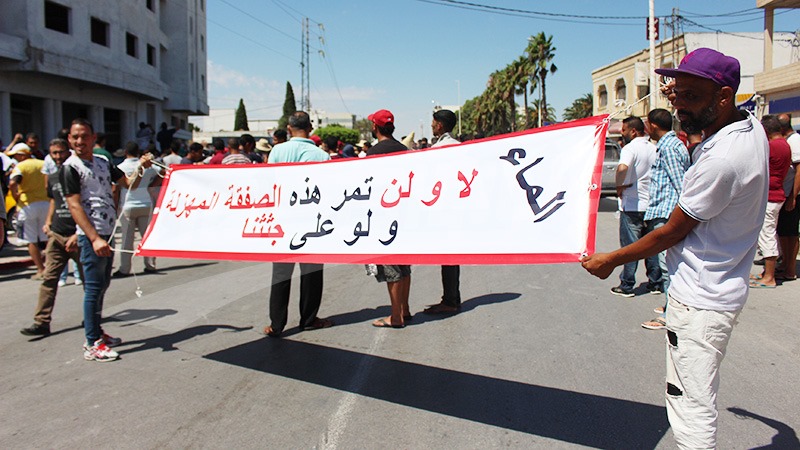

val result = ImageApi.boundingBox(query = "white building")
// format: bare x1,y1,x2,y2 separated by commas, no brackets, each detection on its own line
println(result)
0,0,208,151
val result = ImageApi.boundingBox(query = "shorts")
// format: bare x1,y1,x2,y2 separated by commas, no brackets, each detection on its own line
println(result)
777,197,800,237
374,264,411,283
16,201,49,244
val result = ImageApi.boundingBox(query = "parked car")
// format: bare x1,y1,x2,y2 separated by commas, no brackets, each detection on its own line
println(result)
601,138,621,196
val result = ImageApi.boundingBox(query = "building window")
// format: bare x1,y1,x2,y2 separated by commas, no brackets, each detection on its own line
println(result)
200,0,205,11
126,33,138,58
200,35,205,51
90,17,109,46
146,0,154,11
147,44,156,66
615,78,626,103
201,74,205,91
44,1,70,34
598,85,608,108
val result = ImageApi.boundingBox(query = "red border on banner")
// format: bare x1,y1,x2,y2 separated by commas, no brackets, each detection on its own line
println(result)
138,115,609,265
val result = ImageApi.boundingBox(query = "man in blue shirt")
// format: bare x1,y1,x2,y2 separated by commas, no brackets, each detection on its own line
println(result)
641,108,690,330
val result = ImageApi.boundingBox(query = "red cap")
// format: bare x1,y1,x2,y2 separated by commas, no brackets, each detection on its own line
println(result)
310,135,322,145
368,109,394,127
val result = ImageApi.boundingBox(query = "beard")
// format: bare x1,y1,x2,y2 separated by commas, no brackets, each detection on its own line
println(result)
622,134,633,144
678,105,717,134
371,130,377,139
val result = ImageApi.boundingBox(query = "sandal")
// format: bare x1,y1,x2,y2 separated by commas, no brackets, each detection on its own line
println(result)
263,326,281,338
303,317,334,331
372,318,404,329
653,306,665,314
641,317,666,330
749,281,776,289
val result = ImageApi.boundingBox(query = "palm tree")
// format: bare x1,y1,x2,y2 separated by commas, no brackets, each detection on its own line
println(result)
510,56,535,129
528,102,557,128
527,32,557,126
563,93,594,121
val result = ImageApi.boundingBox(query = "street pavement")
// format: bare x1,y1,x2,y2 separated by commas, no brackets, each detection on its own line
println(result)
1,197,798,449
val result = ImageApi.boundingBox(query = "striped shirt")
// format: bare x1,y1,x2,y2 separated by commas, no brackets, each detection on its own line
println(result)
644,131,691,221
221,153,253,165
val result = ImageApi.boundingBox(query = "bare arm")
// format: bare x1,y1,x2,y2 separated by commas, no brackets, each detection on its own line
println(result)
43,198,55,234
65,193,111,257
582,205,699,279
116,155,153,190
615,164,630,197
787,163,800,211
8,176,20,202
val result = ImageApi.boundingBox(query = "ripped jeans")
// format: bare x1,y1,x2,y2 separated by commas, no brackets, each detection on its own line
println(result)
665,295,740,450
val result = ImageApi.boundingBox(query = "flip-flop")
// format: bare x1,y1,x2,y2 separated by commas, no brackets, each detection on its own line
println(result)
749,281,777,289
749,273,764,281
372,318,404,329
641,317,666,330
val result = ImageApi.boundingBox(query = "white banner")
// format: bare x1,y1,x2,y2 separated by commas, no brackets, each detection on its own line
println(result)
139,116,608,265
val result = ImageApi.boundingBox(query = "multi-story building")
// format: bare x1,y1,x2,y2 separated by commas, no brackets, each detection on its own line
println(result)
0,0,208,151
592,32,796,121
756,0,800,126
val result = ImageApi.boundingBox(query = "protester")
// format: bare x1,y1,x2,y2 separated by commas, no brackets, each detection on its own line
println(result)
640,108,690,330
93,132,114,162
25,132,44,159
611,116,660,297
20,139,84,337
263,111,333,337
255,138,272,160
424,109,463,315
162,140,184,167
366,109,412,328
776,113,800,280
62,118,153,362
750,115,791,288
181,142,205,165
208,139,226,165
582,48,768,448
8,143,49,278
113,141,161,278
239,134,262,163
221,137,253,165
156,122,175,153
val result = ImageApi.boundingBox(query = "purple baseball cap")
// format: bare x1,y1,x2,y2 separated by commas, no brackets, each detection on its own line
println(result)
655,47,740,93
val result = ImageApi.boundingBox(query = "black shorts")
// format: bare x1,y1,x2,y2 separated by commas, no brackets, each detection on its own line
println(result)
777,199,800,237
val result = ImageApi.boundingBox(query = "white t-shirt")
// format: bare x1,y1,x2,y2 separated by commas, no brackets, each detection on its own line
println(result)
618,136,657,211
782,132,800,197
117,157,158,209
667,114,769,311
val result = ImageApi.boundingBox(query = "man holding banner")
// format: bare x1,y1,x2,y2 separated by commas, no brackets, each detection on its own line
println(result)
263,112,333,337
582,48,768,448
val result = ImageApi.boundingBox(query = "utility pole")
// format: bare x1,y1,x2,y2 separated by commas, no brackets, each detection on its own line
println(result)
300,18,311,111
648,0,657,111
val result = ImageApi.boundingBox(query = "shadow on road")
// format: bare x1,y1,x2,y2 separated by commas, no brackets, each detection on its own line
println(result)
119,324,253,354
728,407,800,449
205,338,670,448
409,292,521,325
109,308,179,327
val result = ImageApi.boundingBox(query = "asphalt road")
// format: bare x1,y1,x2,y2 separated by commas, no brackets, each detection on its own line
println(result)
1,197,798,449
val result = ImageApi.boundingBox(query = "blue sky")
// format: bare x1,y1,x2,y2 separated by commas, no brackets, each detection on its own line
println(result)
204,0,799,138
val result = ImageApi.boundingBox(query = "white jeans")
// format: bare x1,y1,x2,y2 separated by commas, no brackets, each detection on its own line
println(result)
665,295,739,450
118,205,155,274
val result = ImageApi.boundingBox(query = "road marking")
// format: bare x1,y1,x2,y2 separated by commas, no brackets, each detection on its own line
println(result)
320,331,386,449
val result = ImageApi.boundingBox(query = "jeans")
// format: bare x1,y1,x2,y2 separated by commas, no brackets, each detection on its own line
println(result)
647,218,670,317
441,265,461,307
79,234,113,345
619,211,662,290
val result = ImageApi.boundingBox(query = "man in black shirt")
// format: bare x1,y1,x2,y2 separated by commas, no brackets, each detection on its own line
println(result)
20,139,83,337
366,110,412,328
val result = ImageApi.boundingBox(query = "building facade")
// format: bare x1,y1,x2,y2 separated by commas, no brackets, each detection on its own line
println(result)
592,32,796,120
756,0,800,127
0,0,208,151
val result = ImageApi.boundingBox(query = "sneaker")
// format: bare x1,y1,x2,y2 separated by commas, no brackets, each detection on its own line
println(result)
102,333,122,347
648,287,663,295
610,286,634,298
112,271,131,279
58,280,67,287
83,339,119,362
75,279,83,286
20,323,51,336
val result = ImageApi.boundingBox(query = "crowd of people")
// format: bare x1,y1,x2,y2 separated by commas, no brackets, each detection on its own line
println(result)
3,46,796,448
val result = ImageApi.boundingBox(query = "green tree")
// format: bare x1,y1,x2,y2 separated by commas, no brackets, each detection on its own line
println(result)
563,93,593,121
315,124,359,145
527,32,558,126
354,118,373,142
278,81,297,130
522,102,557,129
234,98,249,131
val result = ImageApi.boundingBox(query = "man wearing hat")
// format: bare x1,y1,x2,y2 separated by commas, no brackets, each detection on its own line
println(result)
366,109,412,328
8,143,49,278
582,48,769,448
255,137,272,159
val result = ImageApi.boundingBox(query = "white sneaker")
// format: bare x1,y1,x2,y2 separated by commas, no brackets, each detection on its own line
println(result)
83,339,119,362
74,279,83,286
58,280,67,287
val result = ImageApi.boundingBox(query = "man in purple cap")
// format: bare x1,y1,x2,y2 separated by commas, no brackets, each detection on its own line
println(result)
582,48,769,448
